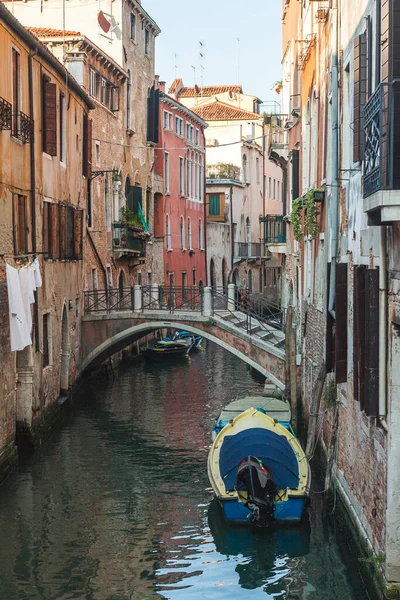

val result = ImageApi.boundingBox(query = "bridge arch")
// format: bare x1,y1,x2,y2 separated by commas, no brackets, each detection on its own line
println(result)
81,320,285,390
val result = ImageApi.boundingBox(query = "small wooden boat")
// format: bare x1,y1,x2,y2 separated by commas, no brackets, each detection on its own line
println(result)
208,399,310,526
144,336,195,359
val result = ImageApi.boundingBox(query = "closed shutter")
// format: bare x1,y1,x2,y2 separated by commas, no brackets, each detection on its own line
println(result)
74,210,83,259
127,185,142,212
43,81,57,156
209,194,220,216
60,205,67,259
353,34,367,163
146,86,160,144
364,269,379,417
291,149,300,201
43,202,50,256
51,203,60,259
13,194,27,254
353,266,366,406
66,206,74,258
335,262,348,383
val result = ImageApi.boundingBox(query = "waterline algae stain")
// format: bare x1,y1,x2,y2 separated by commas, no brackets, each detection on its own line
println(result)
0,343,369,599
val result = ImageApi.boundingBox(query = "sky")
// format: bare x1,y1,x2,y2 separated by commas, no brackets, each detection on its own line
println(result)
144,0,283,110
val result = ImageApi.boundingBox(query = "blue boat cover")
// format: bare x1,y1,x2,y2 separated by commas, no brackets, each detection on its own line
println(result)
219,428,299,491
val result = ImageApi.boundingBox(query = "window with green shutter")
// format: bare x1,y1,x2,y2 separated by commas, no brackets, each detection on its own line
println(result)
209,194,220,216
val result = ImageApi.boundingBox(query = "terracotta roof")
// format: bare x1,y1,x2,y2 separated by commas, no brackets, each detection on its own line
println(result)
168,78,183,94
191,100,261,121
177,84,243,98
27,27,81,37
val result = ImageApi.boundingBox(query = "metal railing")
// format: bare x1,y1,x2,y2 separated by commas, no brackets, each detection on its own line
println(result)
261,215,286,244
112,223,146,256
12,111,34,143
158,286,203,312
234,242,262,259
363,80,400,198
84,288,134,313
0,97,12,130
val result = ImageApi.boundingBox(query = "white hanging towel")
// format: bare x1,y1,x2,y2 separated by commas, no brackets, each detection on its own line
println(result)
19,265,35,332
6,263,32,351
32,258,42,288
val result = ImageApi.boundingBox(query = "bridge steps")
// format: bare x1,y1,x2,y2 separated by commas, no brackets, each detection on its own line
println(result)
216,310,285,349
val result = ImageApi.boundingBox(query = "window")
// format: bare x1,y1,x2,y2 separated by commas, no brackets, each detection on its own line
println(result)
192,268,197,286
60,93,66,163
165,152,170,192
199,157,203,200
242,154,247,183
92,267,98,291
43,201,52,256
166,214,172,250
130,13,136,41
195,129,199,145
105,176,111,229
12,48,20,137
273,179,276,200
43,203,83,260
89,68,118,112
144,28,150,54
42,313,50,368
182,272,187,298
180,216,185,249
209,193,221,216
188,217,192,250
107,266,113,288
277,180,280,201
256,158,260,185
137,272,142,286
263,175,267,198
95,141,100,166
13,194,29,254
186,123,194,141
179,157,184,195
163,111,169,129
186,156,191,198
268,177,272,198
82,113,92,179
42,77,57,156
198,219,203,249
175,116,183,136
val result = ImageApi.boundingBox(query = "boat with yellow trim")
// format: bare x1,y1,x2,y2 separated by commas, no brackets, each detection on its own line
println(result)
144,336,195,359
207,404,310,526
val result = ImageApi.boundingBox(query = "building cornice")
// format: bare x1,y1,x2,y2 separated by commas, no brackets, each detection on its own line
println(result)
161,93,208,129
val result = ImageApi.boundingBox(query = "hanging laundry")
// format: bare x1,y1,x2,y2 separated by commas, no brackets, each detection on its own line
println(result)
19,265,35,332
6,263,32,352
31,257,42,289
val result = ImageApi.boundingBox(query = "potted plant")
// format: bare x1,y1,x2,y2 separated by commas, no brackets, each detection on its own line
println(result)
113,237,120,247
120,234,127,247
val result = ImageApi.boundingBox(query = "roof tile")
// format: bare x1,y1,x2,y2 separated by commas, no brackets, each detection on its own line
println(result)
191,100,260,121
27,27,81,37
177,84,243,98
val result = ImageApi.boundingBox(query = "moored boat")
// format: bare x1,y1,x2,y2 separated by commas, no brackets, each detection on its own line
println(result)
144,336,195,359
173,330,203,348
207,401,310,526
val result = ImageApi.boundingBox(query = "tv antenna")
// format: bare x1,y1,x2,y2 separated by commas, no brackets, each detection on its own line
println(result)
174,53,178,79
199,41,205,90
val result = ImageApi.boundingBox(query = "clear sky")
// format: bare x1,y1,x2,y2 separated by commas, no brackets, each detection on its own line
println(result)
144,0,283,111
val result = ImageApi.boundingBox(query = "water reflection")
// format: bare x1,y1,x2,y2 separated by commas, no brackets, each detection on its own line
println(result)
0,343,369,600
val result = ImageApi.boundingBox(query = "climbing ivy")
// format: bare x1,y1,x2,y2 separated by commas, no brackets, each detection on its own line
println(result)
290,189,322,243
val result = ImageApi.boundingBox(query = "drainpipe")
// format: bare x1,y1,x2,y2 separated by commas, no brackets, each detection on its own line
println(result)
28,50,39,352
328,0,339,319
379,226,388,431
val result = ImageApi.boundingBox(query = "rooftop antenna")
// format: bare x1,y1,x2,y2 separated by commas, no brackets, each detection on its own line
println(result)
174,53,178,79
199,41,205,91
191,65,196,87
237,38,241,108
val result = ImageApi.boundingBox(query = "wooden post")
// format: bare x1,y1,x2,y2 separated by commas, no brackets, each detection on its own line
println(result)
286,306,298,432
305,363,326,459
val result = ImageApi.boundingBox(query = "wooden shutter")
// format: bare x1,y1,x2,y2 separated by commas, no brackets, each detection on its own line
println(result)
43,81,57,156
60,205,67,259
74,209,83,259
353,34,367,163
127,186,142,212
364,269,379,417
66,206,74,258
335,263,348,383
146,85,160,144
51,203,60,259
353,266,366,406
13,194,27,254
43,202,50,256
82,114,92,178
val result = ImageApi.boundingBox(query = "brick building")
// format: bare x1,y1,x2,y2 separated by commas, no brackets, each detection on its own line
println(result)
0,4,93,480
153,84,207,291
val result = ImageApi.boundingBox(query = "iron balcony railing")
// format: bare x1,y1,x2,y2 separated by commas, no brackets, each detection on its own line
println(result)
0,97,12,130
12,111,34,143
261,215,286,244
363,80,400,198
234,242,262,259
112,222,146,256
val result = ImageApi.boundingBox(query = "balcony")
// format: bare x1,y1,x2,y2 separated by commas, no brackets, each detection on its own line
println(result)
261,215,286,253
234,242,262,261
12,111,34,143
363,81,400,223
0,97,12,130
112,222,147,260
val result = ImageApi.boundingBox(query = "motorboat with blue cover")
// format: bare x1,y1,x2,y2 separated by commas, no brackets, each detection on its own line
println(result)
208,399,310,526
173,330,203,348
144,336,195,359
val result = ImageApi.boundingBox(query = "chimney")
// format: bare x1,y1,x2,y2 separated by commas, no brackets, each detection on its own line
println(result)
159,80,166,93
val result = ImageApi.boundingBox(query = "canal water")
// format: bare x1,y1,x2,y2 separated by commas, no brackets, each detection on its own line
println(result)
0,343,370,600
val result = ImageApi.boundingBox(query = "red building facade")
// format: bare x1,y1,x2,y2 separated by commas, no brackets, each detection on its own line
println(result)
154,86,207,291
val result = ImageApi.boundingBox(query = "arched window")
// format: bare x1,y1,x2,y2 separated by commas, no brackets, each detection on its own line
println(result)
166,214,172,250
198,218,203,250
242,154,248,184
187,217,192,250
180,216,185,249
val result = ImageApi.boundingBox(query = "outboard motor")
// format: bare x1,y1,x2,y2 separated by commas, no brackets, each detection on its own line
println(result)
236,456,278,526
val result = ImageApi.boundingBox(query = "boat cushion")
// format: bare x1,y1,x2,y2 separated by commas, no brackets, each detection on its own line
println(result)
219,428,299,491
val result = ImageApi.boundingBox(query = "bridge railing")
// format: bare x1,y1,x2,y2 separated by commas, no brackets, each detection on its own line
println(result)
84,288,134,313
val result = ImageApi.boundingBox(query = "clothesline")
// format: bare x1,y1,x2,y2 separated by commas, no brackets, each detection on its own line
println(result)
0,252,47,260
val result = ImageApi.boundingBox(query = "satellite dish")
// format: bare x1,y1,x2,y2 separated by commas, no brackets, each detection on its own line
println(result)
98,11,111,33
229,90,234,99
194,84,200,95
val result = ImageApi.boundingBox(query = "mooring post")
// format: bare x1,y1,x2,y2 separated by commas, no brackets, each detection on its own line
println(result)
227,283,235,312
151,284,160,309
203,286,212,317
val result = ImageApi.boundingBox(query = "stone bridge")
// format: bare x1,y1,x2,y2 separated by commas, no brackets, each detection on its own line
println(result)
80,285,287,389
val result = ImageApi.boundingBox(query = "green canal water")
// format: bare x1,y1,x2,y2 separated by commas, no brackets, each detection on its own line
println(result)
0,343,371,599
